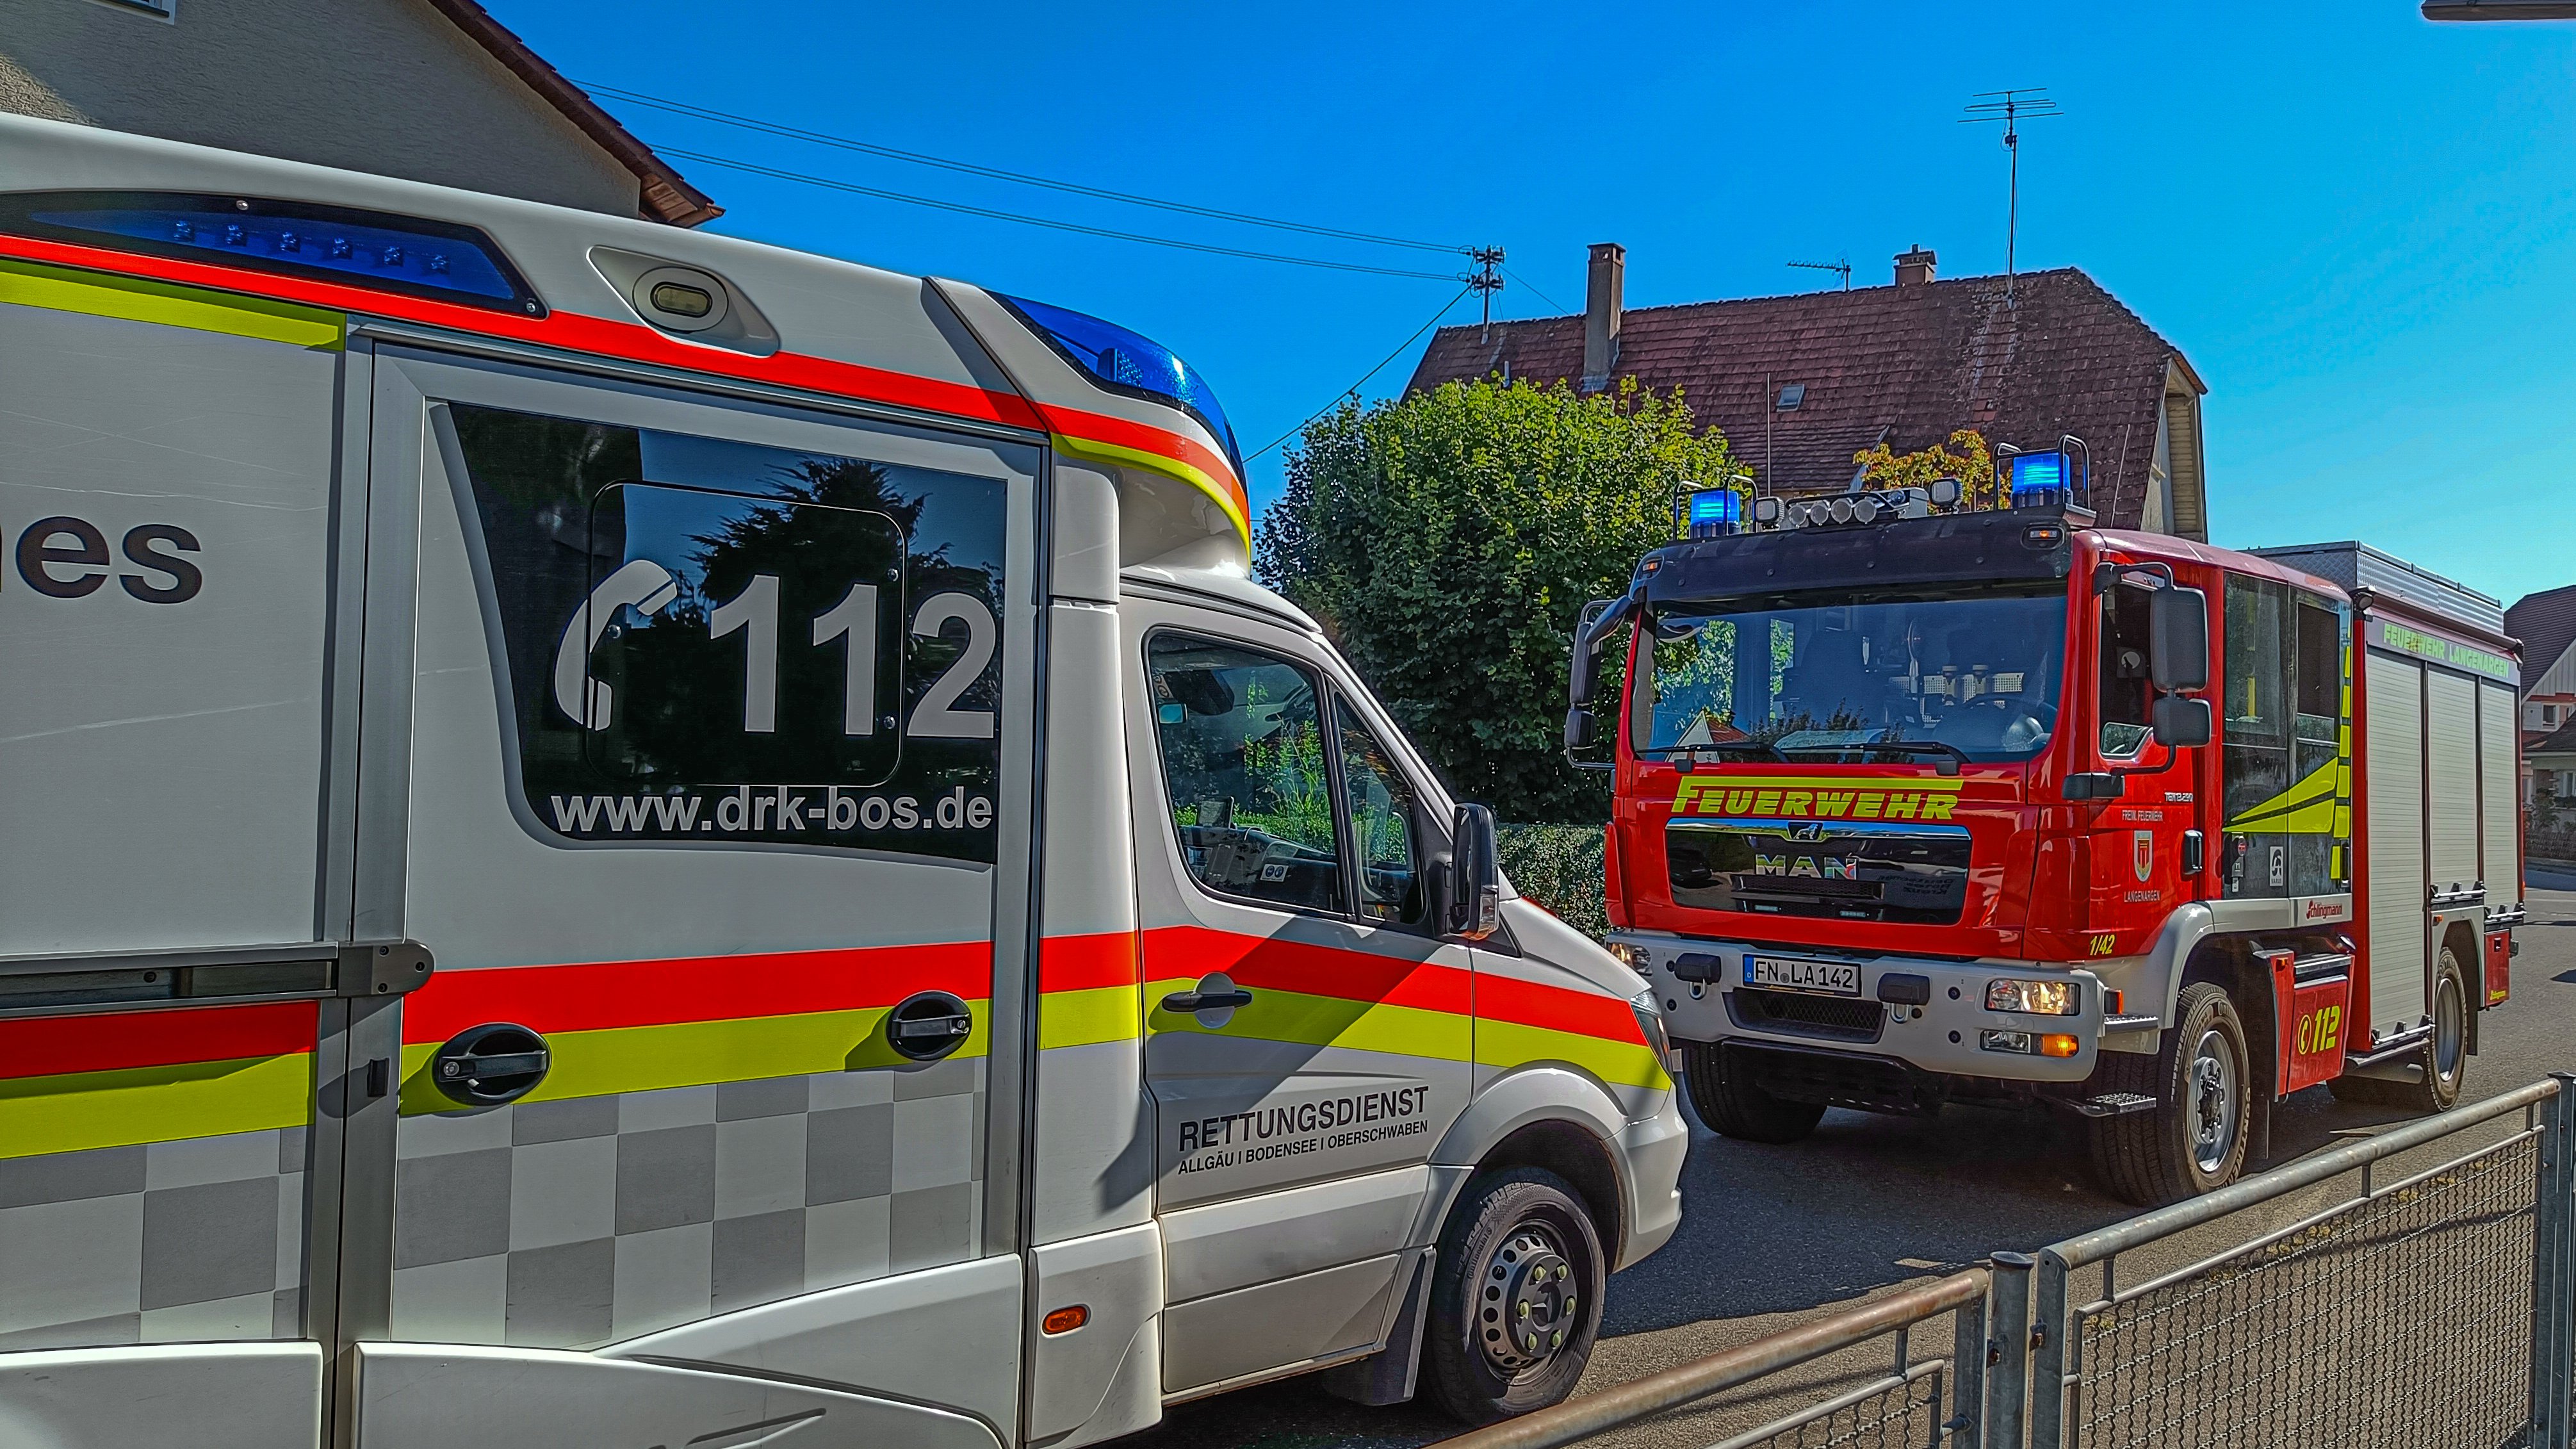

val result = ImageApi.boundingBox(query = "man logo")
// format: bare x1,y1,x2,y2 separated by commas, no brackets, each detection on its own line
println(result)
2133,830,2154,884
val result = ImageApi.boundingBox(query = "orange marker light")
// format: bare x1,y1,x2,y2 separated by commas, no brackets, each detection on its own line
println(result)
1043,1305,1090,1335
2039,1034,2080,1058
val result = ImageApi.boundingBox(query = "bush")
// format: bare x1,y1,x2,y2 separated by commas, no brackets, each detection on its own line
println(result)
1497,823,1608,940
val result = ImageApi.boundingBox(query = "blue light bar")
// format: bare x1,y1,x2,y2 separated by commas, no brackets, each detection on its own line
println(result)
999,295,1245,479
1685,487,1743,539
0,191,543,315
2009,450,2070,510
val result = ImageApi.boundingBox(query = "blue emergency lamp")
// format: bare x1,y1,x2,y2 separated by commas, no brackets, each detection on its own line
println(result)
1684,487,1743,539
2007,450,2083,511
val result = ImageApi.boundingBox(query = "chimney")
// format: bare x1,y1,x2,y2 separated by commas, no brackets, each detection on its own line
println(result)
1895,245,1936,288
1581,242,1624,392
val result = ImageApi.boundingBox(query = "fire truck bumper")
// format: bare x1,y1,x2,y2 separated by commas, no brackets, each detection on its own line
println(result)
1613,933,2107,1083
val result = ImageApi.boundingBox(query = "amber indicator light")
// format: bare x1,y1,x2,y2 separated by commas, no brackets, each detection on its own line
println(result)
1043,1304,1090,1335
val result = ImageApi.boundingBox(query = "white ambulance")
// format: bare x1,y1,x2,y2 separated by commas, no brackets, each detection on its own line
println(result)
0,115,1683,1448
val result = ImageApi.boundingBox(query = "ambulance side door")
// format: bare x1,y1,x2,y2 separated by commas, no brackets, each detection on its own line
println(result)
1124,597,1472,1397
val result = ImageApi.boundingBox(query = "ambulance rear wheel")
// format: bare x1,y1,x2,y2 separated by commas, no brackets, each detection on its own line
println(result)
1421,1168,1604,1425
1682,1041,1825,1144
2327,947,2468,1113
2090,981,2250,1206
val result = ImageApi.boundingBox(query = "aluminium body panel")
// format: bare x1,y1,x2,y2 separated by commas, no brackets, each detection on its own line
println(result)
2360,649,2429,1035
2424,668,2482,894
2479,680,2520,897
2246,540,2504,634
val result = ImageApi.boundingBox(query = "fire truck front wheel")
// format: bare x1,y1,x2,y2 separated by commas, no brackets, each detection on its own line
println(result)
1421,1168,1605,1425
2327,947,2469,1113
2089,982,2251,1206
1681,1042,1826,1144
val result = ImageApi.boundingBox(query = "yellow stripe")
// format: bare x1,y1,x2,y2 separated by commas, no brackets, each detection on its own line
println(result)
398,1002,990,1115
0,1053,312,1159
0,256,343,350
1041,983,1140,1051
1474,1017,1671,1091
1050,432,1251,553
1146,977,1473,1062
2226,757,2341,835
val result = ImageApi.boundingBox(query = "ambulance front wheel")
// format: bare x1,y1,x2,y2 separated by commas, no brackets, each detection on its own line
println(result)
1420,1168,1605,1425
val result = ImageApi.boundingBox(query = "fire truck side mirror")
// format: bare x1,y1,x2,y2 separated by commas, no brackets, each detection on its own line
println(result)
1565,708,1597,749
1568,596,1624,707
2153,693,2213,748
2148,585,2211,692
1447,803,1503,940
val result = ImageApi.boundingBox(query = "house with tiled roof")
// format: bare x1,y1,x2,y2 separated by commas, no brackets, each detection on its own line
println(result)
2507,583,2576,812
1408,244,2208,537
1,0,716,225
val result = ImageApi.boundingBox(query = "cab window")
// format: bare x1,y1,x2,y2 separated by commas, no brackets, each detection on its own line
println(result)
2098,580,2155,758
1335,699,1426,927
1148,635,1344,913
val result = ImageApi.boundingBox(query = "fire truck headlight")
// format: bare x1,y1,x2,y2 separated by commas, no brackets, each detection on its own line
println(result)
1605,940,1647,976
1985,978,2082,1015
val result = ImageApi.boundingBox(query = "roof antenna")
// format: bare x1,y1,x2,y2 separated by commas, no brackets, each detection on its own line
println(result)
1467,246,1506,341
1786,258,1852,291
1961,87,2062,307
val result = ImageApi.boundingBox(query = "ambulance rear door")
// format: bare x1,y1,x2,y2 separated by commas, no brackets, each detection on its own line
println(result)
338,347,1040,1449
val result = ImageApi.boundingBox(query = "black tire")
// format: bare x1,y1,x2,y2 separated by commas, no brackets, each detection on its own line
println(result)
2090,981,2252,1206
2327,947,2469,1112
1420,1168,1606,1425
1681,1040,1826,1144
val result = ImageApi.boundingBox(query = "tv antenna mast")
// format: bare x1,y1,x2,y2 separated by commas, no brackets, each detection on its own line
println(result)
1961,87,2062,306
1786,257,1852,291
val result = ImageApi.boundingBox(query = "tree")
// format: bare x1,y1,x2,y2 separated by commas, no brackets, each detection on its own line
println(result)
1257,376,1742,823
1852,427,1997,507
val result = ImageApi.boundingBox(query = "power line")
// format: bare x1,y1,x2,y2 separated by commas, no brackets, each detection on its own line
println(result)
588,82,1472,257
1503,266,1568,314
1247,282,1476,461
658,149,1464,281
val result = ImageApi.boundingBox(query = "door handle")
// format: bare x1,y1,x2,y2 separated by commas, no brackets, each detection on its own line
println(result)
430,1022,552,1106
1161,987,1255,1013
886,990,975,1061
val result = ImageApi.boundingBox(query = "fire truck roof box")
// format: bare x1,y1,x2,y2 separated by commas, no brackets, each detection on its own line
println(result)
2244,540,2504,633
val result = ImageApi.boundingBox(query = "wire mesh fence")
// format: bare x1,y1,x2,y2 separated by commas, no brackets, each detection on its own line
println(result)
2066,1132,2538,1449
1709,1359,1951,1449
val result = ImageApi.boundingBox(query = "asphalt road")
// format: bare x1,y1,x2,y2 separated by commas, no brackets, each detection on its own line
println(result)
1133,870,2576,1449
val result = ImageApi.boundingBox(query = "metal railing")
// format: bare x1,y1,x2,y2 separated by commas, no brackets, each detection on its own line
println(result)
1433,1267,1989,1449
1431,1075,2575,1449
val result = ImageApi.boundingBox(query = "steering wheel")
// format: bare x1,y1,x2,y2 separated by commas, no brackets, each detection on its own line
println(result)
1951,694,2055,752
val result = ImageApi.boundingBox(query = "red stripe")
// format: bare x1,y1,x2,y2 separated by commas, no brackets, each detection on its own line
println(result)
400,941,991,1043
0,233,1044,427
1473,971,1647,1046
0,1001,316,1082
1143,925,1472,1017
0,236,1251,541
1037,402,1247,517
1041,931,1141,993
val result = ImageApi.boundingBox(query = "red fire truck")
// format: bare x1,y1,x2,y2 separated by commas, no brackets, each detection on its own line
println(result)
1568,457,2525,1203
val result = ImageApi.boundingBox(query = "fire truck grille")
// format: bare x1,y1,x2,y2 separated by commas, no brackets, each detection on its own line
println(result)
1726,986,1887,1043
1667,821,1970,925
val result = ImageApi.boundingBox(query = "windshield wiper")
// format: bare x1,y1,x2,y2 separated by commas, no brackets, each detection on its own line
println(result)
1637,741,1788,765
1784,739,1966,776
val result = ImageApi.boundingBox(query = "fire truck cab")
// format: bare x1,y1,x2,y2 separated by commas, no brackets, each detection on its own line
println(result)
1574,462,2522,1206
0,115,1683,1448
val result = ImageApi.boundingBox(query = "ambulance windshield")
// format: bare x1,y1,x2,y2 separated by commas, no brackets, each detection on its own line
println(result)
1631,583,2068,765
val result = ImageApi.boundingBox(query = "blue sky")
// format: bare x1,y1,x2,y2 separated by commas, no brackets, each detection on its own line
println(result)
494,1,2576,609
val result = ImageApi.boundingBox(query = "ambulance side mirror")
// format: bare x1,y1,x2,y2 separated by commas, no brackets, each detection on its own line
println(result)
2148,585,2210,692
1446,803,1502,940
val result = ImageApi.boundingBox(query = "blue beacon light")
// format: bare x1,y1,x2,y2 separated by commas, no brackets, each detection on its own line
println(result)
1685,487,1743,539
2008,451,2069,510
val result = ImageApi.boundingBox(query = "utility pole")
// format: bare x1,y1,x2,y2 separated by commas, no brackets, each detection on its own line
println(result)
1962,88,2061,307
1467,245,1506,340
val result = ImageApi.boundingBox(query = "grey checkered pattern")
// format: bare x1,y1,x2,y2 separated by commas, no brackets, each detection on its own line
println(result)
389,1058,986,1349
0,1126,310,1352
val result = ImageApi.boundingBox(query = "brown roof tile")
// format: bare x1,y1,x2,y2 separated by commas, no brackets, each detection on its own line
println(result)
1406,268,2200,530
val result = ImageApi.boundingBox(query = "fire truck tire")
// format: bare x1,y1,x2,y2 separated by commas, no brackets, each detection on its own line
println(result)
2327,947,2468,1113
1681,1041,1825,1143
1421,1168,1604,1425
2089,982,2251,1206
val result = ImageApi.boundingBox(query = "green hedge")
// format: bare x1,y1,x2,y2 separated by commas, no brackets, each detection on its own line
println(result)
1497,823,1609,941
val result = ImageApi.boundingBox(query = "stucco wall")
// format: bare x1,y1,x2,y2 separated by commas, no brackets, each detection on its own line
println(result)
0,0,642,217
